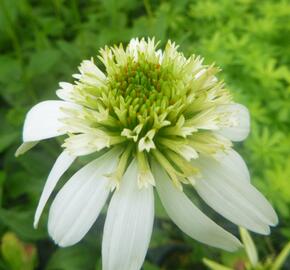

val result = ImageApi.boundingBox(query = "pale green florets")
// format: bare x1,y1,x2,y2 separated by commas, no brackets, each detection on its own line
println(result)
57,38,234,189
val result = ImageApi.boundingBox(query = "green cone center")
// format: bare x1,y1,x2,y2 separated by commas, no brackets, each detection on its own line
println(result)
107,58,177,128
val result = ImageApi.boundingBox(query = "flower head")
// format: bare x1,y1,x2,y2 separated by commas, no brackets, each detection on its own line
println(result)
17,38,278,270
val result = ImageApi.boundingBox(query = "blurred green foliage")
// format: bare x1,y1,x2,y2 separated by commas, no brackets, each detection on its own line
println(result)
1,232,37,270
0,0,289,269
204,228,290,270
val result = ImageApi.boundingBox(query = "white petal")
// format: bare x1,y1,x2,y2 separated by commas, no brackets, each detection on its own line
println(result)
152,162,241,252
48,148,120,247
23,101,77,142
56,82,74,101
102,159,154,270
194,155,278,235
34,151,76,228
15,141,39,157
79,59,106,80
214,149,250,183
217,103,250,142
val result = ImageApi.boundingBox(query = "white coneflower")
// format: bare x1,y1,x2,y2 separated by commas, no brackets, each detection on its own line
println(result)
17,38,277,270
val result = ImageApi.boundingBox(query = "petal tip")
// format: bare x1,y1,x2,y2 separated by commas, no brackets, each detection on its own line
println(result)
33,221,38,229
227,240,243,253
260,225,271,236
270,211,279,227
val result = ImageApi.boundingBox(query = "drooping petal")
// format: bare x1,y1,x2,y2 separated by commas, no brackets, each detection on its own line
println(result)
152,161,241,252
214,149,250,183
34,151,76,228
48,148,120,247
102,159,154,270
193,154,278,235
216,103,250,142
23,100,78,142
15,141,39,157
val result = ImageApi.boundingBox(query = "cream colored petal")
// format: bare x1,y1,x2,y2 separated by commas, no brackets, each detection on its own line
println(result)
56,82,74,102
48,148,120,247
23,101,76,142
102,159,154,270
152,162,242,252
34,151,76,228
216,103,250,142
194,154,278,234
214,149,250,183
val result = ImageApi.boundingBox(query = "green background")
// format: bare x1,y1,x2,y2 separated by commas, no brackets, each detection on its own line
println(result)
0,0,289,269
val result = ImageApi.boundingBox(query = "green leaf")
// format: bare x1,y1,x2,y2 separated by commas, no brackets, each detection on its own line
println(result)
239,227,258,267
1,233,23,270
0,172,5,187
0,56,21,85
203,258,233,270
0,131,18,153
143,261,160,270
0,209,47,241
272,242,290,270
46,245,97,270
28,49,61,76
1,232,37,270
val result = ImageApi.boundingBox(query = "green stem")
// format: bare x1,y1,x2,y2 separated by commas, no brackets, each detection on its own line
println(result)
143,0,153,18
